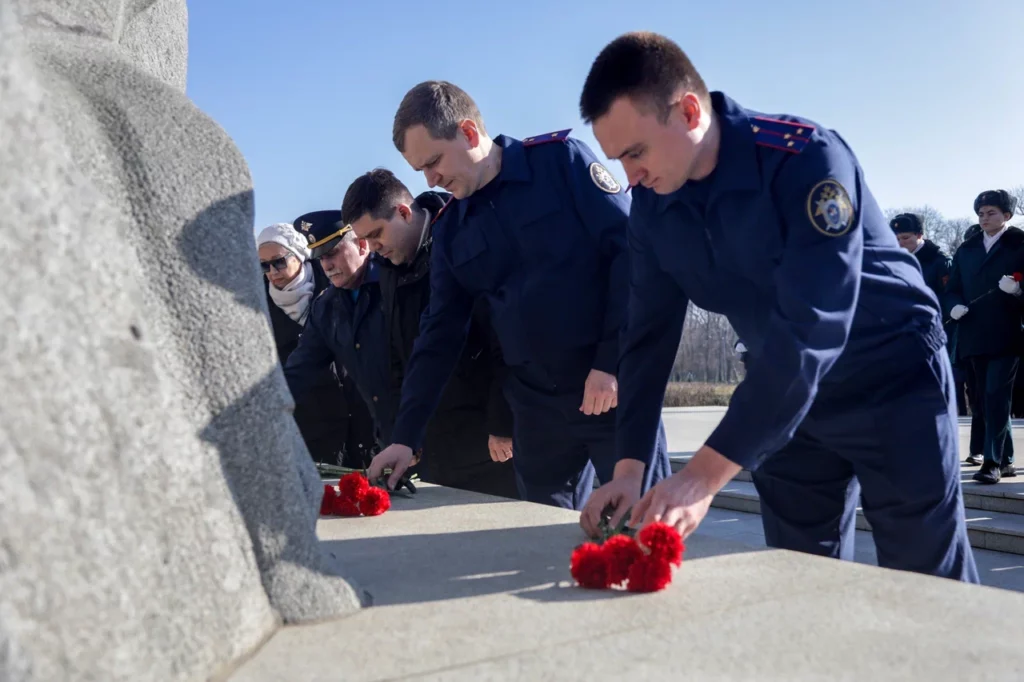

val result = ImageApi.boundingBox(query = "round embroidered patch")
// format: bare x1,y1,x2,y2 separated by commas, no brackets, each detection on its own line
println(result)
589,162,621,194
806,179,854,237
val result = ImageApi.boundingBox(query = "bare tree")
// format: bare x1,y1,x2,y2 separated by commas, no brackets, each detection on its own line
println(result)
1010,185,1024,221
672,305,742,384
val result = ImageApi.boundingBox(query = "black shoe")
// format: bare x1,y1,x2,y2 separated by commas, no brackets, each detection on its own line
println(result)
965,453,984,466
1001,465,1017,478
973,461,1001,485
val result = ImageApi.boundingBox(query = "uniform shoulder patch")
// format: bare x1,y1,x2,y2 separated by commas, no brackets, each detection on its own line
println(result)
589,162,621,193
522,128,572,146
806,179,854,237
430,195,455,225
751,116,814,154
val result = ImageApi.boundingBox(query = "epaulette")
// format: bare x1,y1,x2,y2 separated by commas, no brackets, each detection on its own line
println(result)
751,116,814,153
523,128,571,146
430,195,455,225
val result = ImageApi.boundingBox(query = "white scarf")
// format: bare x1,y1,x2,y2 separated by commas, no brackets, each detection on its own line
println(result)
268,261,315,325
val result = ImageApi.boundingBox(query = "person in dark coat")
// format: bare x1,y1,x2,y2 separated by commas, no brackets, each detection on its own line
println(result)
341,169,519,499
889,213,967,414
945,190,1024,483
257,222,373,467
953,223,987,460
282,212,391,470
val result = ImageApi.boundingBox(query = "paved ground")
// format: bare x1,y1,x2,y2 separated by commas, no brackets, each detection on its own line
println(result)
662,407,1024,593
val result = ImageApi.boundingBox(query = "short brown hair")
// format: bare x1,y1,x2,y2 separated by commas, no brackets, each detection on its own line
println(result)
579,32,709,124
340,168,414,226
392,80,486,153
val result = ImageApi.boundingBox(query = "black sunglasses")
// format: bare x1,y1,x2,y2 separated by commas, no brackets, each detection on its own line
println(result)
259,254,295,273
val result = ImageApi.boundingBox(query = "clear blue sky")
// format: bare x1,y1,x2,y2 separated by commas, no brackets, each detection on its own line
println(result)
186,0,1023,232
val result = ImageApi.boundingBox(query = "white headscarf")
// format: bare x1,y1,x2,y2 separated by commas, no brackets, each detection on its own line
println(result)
257,223,315,325
256,222,312,261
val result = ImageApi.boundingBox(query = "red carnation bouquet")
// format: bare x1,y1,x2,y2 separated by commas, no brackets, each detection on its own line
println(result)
320,471,391,518
570,508,684,593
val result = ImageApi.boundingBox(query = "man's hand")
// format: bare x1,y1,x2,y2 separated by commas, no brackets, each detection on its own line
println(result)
366,444,416,490
579,459,645,538
999,275,1022,296
580,369,617,416
629,445,742,540
487,435,513,462
950,304,969,320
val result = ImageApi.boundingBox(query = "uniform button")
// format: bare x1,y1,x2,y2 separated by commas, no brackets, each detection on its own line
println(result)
355,343,360,349
372,396,378,402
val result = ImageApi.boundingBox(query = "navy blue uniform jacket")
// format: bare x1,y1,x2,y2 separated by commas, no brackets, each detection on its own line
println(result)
621,92,944,471
284,259,392,439
390,132,630,450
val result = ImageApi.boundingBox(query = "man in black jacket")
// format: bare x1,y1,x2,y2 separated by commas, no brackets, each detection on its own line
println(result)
341,169,518,498
945,190,1024,484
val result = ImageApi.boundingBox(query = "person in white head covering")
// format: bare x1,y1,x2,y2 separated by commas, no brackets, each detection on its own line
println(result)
257,222,316,325
256,222,352,467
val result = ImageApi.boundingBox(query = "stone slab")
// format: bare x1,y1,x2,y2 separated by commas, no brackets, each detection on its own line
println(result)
228,485,1024,681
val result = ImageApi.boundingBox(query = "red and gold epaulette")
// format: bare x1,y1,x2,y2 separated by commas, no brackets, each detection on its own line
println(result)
523,128,572,146
751,116,814,153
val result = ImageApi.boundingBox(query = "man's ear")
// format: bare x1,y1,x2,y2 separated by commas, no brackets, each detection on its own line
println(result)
396,203,413,221
459,119,481,148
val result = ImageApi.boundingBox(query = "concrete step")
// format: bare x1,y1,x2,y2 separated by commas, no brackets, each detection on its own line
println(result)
669,453,1024,556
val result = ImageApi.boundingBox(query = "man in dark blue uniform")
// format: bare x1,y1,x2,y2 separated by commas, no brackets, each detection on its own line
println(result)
945,190,1024,484
578,31,977,582
283,210,391,462
366,80,670,519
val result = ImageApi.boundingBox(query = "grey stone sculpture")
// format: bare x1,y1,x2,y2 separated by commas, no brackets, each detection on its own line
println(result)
0,1,363,680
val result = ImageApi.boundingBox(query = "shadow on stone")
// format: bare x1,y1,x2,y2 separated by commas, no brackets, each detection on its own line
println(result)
321,521,762,607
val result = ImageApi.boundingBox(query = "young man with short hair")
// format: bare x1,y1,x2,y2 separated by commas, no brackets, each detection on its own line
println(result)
578,31,977,582
945,190,1024,484
341,169,518,498
367,80,670,522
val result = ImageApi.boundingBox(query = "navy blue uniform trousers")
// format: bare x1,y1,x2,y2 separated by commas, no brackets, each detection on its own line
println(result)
751,330,978,582
505,371,670,510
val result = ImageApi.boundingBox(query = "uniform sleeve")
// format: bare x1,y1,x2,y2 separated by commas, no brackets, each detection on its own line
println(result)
615,203,689,468
282,303,336,404
564,139,631,375
944,251,966,314
482,309,514,438
704,138,864,470
389,219,475,451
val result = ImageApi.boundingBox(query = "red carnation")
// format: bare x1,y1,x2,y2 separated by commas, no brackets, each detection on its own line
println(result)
602,534,644,585
333,497,362,517
626,555,673,593
359,487,391,516
638,522,685,566
570,542,612,589
319,485,338,516
338,472,370,503
1013,272,1023,282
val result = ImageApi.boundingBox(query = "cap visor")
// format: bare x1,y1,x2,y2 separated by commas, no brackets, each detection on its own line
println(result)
310,237,341,260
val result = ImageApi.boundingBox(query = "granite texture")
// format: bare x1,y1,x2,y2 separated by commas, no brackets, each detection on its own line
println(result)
0,1,361,680
231,484,1024,682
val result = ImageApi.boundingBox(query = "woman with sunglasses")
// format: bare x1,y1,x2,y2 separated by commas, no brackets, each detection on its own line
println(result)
257,223,369,468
